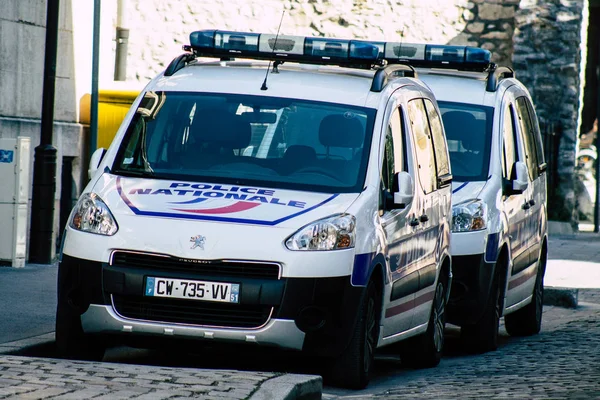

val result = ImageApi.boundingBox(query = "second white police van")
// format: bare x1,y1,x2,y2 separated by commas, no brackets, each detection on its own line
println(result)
356,41,548,353
56,30,461,388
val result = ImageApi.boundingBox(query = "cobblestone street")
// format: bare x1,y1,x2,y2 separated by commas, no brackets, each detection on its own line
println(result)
324,301,600,399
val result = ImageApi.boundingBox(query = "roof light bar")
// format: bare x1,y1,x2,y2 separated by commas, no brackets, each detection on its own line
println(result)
361,41,492,71
188,30,383,68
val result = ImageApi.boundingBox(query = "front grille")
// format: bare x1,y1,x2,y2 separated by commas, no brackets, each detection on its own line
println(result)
112,295,272,328
111,251,280,280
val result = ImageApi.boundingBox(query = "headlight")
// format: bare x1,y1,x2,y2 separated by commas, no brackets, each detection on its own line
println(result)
285,214,356,251
452,200,487,232
69,193,118,236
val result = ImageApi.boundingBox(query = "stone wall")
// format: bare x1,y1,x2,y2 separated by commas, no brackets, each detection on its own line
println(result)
513,0,588,223
449,0,521,67
116,0,526,80
123,0,476,82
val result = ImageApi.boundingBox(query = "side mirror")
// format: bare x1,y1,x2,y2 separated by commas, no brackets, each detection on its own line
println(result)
393,171,414,209
88,148,106,179
512,161,529,193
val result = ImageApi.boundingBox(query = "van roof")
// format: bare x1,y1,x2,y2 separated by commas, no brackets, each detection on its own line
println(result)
417,69,501,107
148,60,425,108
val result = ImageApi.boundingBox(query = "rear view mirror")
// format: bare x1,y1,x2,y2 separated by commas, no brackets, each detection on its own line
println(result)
240,112,277,124
393,171,414,208
88,148,106,179
512,161,529,193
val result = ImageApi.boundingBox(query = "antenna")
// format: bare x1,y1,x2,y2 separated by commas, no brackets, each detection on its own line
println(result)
398,27,405,63
261,10,285,91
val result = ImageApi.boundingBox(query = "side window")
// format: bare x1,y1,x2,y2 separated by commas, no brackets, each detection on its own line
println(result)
526,100,545,166
516,97,539,180
407,99,436,194
381,108,405,192
382,129,395,192
502,105,518,180
424,99,450,178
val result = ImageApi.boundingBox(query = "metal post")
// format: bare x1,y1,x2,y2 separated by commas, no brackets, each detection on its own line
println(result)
114,0,129,81
90,0,101,158
29,0,60,264
595,50,600,232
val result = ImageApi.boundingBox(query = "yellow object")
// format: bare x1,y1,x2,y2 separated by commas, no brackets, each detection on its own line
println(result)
79,90,140,150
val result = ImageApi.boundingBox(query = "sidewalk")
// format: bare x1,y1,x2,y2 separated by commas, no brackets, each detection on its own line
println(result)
0,263,322,399
0,232,598,398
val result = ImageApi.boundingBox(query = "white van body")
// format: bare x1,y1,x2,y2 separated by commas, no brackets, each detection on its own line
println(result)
419,68,548,353
57,38,452,388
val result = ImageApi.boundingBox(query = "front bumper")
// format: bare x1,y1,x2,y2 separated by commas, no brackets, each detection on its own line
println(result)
82,305,306,350
447,253,496,326
59,253,365,356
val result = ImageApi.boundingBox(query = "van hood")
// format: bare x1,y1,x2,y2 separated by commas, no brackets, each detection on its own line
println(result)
92,174,359,228
451,181,486,204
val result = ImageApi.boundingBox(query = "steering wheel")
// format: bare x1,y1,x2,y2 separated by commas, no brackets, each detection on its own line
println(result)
294,166,339,180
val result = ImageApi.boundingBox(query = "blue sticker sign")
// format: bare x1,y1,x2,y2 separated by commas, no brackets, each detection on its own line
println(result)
0,149,14,163
145,277,155,296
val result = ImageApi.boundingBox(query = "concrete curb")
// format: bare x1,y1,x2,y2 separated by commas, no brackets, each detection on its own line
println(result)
543,286,579,309
0,333,324,399
250,374,323,400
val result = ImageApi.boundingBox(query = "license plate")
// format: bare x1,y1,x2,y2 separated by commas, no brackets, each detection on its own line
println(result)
145,277,240,303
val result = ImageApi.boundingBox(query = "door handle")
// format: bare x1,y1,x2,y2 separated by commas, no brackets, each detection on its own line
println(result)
420,214,429,222
410,218,420,227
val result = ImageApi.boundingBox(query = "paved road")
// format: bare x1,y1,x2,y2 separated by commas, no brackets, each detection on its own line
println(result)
323,299,600,399
0,264,57,344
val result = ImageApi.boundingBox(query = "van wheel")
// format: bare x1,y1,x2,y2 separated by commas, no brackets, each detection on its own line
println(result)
461,271,501,354
400,276,446,368
328,281,380,389
55,299,105,361
505,249,546,336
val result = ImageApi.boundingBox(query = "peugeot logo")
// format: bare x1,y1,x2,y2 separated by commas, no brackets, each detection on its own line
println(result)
190,235,206,250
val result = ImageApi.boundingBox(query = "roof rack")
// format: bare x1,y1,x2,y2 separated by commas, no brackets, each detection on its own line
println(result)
486,65,515,92
164,53,196,77
371,64,417,92
179,30,384,70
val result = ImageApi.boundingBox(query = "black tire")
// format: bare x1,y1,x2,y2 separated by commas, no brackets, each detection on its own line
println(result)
400,276,447,368
55,276,105,361
328,281,380,389
461,269,502,354
505,248,546,336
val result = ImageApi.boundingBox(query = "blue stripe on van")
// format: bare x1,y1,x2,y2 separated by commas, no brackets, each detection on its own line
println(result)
452,182,469,194
351,252,377,286
485,232,500,263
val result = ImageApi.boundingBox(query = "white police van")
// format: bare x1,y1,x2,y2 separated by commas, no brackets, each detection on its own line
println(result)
359,42,547,353
57,30,457,388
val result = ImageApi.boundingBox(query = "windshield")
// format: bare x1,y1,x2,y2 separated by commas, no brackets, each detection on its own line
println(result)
112,91,375,193
438,101,494,182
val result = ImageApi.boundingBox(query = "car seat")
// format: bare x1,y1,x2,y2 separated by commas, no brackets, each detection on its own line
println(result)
183,109,251,169
318,114,364,182
442,110,485,175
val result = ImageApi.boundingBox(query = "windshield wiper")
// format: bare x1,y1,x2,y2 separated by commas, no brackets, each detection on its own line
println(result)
115,168,155,178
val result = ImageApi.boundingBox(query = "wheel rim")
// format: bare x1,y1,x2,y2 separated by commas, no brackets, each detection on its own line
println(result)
433,282,445,352
363,294,377,373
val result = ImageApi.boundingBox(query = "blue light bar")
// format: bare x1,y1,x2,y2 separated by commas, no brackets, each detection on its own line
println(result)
358,41,492,71
188,30,383,68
